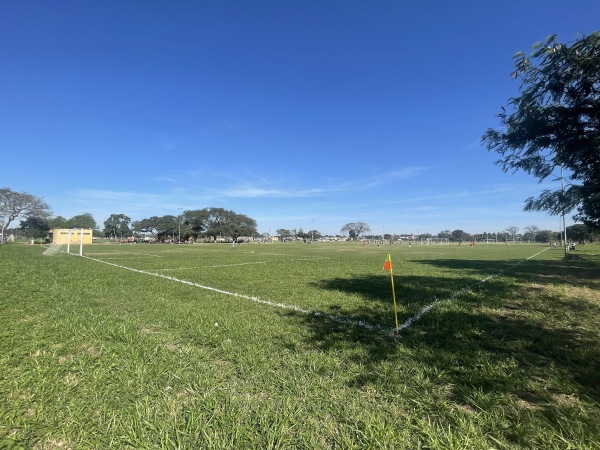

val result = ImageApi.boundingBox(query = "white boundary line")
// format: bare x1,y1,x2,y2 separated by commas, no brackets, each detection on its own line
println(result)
394,246,551,333
80,250,163,258
80,246,551,335
155,257,330,271
81,255,382,331
156,261,272,271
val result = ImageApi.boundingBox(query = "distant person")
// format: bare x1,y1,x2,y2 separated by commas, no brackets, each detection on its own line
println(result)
232,241,237,250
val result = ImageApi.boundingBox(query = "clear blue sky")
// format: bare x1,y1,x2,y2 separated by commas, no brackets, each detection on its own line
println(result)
1,1,598,236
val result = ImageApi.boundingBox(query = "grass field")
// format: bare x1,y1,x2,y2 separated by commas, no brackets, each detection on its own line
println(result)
1,241,599,449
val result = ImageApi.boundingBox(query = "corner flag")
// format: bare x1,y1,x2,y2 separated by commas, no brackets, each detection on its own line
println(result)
383,254,399,333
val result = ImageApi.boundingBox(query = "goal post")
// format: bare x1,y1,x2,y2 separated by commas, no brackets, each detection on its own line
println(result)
480,238,498,243
66,228,85,256
419,238,449,245
51,228,93,253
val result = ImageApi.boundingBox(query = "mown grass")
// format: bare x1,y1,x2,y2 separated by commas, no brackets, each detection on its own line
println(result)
0,241,599,449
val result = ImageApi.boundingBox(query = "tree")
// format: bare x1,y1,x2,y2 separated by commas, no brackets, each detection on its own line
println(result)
482,32,600,228
276,229,292,241
132,217,160,237
523,225,540,242
48,216,69,229
0,188,51,244
154,215,178,242
437,230,452,239
131,215,178,242
20,217,50,241
181,209,210,241
535,229,555,243
204,207,229,241
340,222,371,240
496,231,510,242
226,211,257,242
307,229,322,241
566,224,593,243
66,213,97,230
451,229,466,242
103,214,132,239
505,226,519,243
180,208,257,242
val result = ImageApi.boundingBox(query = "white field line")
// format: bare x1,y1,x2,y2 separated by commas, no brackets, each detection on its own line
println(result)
156,261,273,271
85,251,163,258
394,246,551,333
81,255,382,331
155,257,330,271
79,246,549,335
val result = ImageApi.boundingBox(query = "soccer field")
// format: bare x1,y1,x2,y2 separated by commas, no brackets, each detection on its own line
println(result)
79,241,555,333
1,241,599,448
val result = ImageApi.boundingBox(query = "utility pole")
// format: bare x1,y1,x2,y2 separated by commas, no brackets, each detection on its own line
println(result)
178,207,182,244
561,167,567,257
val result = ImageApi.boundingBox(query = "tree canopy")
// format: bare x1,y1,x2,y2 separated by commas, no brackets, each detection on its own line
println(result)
276,229,294,241
566,223,596,242
67,213,97,230
0,188,51,244
202,207,257,241
340,222,371,240
20,217,50,240
482,32,600,228
136,215,178,242
133,208,257,242
45,214,98,231
181,209,210,240
103,214,132,239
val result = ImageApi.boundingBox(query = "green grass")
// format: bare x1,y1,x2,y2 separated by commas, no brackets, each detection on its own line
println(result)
1,241,599,449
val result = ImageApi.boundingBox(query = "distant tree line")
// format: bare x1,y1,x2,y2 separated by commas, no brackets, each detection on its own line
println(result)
130,208,257,243
275,229,323,242
338,222,599,244
3,187,600,245
1,188,259,244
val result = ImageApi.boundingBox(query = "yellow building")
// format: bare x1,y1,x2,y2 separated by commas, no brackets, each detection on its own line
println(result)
50,229,94,245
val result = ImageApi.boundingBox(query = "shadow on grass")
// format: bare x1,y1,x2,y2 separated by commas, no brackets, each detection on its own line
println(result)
412,255,600,290
279,250,600,411
409,307,600,403
305,273,517,329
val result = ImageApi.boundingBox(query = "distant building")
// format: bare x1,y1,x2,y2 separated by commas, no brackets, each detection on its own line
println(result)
50,229,93,245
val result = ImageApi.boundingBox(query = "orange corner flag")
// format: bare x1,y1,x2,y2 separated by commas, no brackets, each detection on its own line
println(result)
383,254,399,333
383,257,392,271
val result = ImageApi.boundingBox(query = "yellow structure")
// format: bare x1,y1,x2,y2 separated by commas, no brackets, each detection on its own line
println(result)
50,228,93,245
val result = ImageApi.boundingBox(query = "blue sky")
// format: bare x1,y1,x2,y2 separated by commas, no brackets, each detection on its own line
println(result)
1,1,598,236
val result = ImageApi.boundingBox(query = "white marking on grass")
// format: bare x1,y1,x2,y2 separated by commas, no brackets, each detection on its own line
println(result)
393,246,552,333
82,255,382,331
42,244,66,256
157,261,272,271
79,246,550,335
87,250,163,258
155,257,329,271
